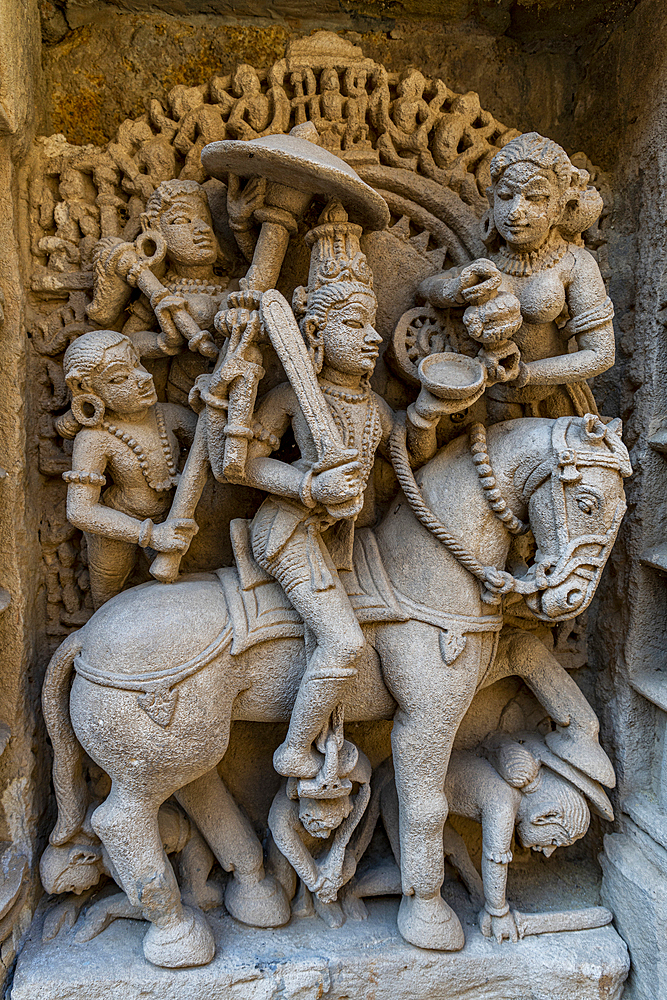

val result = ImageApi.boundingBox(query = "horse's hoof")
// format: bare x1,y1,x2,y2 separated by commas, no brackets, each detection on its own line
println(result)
225,873,291,928
143,906,215,968
545,727,615,788
397,893,465,951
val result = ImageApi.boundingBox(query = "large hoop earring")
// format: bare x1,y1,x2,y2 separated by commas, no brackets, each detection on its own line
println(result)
71,393,105,427
135,230,167,269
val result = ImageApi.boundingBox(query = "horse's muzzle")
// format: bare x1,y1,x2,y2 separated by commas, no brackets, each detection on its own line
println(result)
528,571,590,620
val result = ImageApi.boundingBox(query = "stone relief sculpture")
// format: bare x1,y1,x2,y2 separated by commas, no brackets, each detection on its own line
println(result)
416,132,615,423
21,30,630,995
345,737,614,944
57,330,197,608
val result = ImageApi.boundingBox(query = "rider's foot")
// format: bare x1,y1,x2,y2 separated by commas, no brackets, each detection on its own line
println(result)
397,893,465,951
143,906,215,968
273,741,323,779
225,873,291,928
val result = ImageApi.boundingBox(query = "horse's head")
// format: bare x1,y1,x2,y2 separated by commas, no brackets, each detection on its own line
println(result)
520,415,631,621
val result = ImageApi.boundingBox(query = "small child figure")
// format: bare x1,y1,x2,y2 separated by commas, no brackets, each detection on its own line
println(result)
58,330,198,607
268,721,372,928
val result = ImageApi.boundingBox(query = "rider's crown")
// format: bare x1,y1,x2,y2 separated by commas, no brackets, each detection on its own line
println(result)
304,199,373,297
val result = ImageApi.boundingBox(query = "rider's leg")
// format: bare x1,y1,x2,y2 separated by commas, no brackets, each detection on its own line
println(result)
376,621,488,950
91,780,214,968
176,768,290,928
273,578,364,778
85,532,137,609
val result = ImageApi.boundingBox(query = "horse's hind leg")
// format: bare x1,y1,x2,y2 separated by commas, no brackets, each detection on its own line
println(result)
176,768,290,928
91,781,215,968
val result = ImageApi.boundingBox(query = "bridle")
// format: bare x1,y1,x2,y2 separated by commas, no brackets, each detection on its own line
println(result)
389,413,629,614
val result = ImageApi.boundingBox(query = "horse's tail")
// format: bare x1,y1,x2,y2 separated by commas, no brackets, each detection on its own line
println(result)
42,630,87,845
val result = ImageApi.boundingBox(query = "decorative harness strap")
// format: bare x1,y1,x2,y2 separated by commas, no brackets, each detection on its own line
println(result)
73,625,233,728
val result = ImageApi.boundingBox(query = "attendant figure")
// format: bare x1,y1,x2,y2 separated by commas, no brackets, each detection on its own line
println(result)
87,176,263,359
58,330,197,608
346,738,612,943
420,132,615,421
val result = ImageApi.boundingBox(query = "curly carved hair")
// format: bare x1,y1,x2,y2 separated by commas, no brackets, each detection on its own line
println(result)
292,281,377,374
62,330,131,393
483,131,603,246
142,178,210,227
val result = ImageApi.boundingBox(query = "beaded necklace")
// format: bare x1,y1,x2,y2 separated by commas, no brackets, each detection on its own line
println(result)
164,272,227,298
102,406,179,493
321,381,381,483
493,238,568,277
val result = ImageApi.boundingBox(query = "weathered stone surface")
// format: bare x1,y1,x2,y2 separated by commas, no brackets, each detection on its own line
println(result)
13,896,629,1000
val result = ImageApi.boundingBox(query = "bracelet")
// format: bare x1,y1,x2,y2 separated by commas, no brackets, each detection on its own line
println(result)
407,402,439,430
484,901,510,918
62,470,107,486
299,469,316,508
138,518,154,548
229,219,252,233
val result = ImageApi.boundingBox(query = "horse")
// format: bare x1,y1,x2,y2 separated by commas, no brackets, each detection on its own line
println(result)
42,414,630,967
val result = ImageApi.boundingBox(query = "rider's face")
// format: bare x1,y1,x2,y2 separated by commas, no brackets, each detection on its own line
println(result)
321,293,381,376
493,163,560,251
158,196,218,266
88,342,157,416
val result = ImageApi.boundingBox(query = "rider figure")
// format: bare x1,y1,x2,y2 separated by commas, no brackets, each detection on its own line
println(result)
229,203,447,780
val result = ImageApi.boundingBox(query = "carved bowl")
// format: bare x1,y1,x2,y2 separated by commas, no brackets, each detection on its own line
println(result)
417,352,486,401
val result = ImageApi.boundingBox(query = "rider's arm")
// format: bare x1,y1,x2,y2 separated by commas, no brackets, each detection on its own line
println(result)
232,382,304,500
375,394,438,468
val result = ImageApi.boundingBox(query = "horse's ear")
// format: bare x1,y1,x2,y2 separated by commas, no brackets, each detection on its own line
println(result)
606,417,623,439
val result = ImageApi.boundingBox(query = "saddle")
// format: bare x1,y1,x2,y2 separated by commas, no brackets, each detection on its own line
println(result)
216,520,408,656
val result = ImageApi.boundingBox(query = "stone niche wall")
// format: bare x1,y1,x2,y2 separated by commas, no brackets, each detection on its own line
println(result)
0,1,666,998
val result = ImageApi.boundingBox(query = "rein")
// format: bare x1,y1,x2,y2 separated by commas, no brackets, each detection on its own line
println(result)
389,412,629,615
388,416,525,605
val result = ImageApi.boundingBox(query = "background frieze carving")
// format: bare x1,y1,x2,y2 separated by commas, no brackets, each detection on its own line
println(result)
24,31,611,642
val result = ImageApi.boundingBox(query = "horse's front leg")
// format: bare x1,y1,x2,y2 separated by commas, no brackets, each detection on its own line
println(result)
176,768,290,928
91,781,215,968
377,621,491,951
487,628,614,787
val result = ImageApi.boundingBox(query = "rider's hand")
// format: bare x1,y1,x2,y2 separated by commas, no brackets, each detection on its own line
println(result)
149,518,199,553
457,259,502,304
311,461,362,506
479,908,519,943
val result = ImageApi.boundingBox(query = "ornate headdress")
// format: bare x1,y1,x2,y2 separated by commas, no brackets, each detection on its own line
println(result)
292,200,374,323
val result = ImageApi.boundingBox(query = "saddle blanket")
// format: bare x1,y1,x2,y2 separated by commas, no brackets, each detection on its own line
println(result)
216,521,408,656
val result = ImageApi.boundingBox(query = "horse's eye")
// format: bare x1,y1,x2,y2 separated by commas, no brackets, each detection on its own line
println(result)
577,495,598,514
